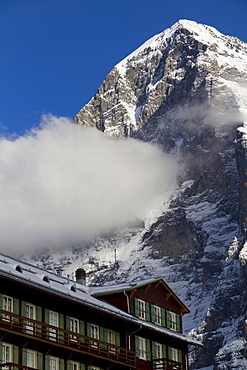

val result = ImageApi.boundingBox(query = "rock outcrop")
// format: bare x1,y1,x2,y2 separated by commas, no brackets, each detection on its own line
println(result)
25,20,247,369
74,20,247,369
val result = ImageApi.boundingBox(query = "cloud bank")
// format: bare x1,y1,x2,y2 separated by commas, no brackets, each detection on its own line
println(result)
0,115,177,253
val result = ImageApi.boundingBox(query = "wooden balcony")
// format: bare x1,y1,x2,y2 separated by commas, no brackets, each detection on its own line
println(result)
152,358,183,370
0,363,35,370
0,310,136,368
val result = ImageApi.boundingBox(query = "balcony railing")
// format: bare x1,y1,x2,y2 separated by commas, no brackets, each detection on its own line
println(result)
0,310,136,368
0,363,35,370
152,358,183,370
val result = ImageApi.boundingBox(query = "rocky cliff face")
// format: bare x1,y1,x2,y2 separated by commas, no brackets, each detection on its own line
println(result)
26,20,247,369
74,20,247,369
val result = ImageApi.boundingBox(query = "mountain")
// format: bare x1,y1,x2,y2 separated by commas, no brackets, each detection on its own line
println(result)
24,20,247,369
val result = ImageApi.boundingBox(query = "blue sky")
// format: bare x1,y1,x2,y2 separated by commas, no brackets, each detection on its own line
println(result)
0,0,247,136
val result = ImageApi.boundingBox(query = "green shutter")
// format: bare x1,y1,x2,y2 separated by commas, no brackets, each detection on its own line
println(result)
152,342,156,359
36,306,42,321
79,320,84,335
150,305,155,323
178,350,182,363
45,355,50,370
0,294,3,310
59,314,64,344
45,309,49,324
166,310,171,329
59,358,64,370
87,323,91,337
13,345,19,364
162,345,166,359
115,332,120,346
168,347,172,360
13,298,19,315
135,336,140,357
59,313,64,329
99,327,104,341
80,364,85,370
161,308,165,327
22,349,27,366
0,342,2,363
134,298,139,317
66,316,70,331
21,301,26,316
146,339,151,361
37,352,43,370
36,307,42,337
176,314,181,332
145,302,150,321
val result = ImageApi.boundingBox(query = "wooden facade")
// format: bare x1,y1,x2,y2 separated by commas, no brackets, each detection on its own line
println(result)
0,253,201,370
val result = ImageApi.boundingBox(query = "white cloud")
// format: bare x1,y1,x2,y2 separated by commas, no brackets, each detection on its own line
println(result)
0,115,177,253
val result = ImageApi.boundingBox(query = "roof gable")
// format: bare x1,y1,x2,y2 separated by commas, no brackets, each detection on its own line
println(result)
91,278,190,314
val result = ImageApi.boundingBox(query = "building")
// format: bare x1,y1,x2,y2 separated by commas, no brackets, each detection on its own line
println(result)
0,253,201,370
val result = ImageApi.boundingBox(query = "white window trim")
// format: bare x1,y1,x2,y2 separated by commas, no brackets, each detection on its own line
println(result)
2,342,12,366
171,347,178,362
27,349,37,368
139,336,146,360
26,303,36,334
91,324,99,339
154,342,162,359
169,312,177,331
70,317,79,342
50,356,59,370
138,299,146,320
49,311,59,341
154,305,161,326
3,296,13,312
70,361,79,370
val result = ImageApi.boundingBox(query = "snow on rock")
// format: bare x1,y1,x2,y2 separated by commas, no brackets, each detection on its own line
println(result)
214,339,247,369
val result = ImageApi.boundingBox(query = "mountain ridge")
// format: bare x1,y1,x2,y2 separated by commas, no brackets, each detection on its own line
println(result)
24,20,247,369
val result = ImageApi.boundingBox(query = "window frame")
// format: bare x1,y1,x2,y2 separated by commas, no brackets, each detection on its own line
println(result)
70,361,79,370
27,349,37,369
49,356,59,370
3,296,13,313
2,342,12,367
154,305,161,326
138,337,146,360
171,347,178,362
138,299,146,320
169,311,177,331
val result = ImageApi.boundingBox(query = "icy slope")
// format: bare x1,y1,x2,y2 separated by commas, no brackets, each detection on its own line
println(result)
24,20,247,369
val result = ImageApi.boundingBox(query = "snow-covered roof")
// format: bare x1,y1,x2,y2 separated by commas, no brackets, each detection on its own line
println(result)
89,278,190,314
0,252,202,347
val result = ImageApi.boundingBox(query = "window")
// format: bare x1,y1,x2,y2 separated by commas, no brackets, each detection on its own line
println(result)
169,312,177,331
3,296,13,312
70,362,79,370
70,318,79,341
138,300,146,320
139,337,146,360
49,311,58,341
27,350,36,368
26,304,36,334
154,306,161,325
154,342,162,359
90,324,99,347
107,330,115,345
107,330,116,353
91,324,99,339
135,336,151,361
171,347,178,362
2,343,12,368
50,357,58,370
2,296,13,321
